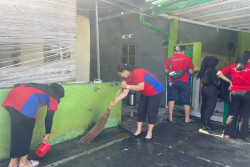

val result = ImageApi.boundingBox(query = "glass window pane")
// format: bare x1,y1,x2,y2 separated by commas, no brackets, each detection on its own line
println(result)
129,56,135,65
122,46,128,56
129,45,135,55
122,57,128,64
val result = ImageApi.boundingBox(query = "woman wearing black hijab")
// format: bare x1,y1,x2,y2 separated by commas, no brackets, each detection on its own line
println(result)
197,56,219,130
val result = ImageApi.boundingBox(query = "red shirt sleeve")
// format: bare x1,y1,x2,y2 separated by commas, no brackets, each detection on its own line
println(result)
165,58,170,69
220,64,231,75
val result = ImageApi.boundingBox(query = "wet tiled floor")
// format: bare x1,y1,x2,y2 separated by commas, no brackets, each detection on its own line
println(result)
1,106,249,167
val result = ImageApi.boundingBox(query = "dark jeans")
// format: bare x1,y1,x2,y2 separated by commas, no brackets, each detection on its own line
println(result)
201,85,218,126
224,91,250,140
168,81,191,106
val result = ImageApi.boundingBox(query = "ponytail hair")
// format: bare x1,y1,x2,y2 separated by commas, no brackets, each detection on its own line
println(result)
236,51,250,72
116,64,134,72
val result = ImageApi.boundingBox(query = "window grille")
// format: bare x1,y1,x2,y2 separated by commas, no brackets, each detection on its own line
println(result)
0,0,76,88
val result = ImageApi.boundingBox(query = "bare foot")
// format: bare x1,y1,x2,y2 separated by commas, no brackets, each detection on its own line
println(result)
222,134,230,139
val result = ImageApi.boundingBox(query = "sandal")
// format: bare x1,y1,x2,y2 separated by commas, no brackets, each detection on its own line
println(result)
184,119,195,124
8,164,19,167
29,160,39,167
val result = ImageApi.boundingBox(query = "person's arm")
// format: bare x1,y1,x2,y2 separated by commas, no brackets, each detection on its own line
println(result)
188,67,199,75
165,58,170,73
110,88,130,108
43,110,55,143
121,81,144,92
217,71,233,89
109,81,144,108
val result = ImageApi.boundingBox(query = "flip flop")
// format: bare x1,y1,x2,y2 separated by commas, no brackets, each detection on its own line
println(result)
8,163,19,167
166,118,173,122
184,119,195,124
29,160,39,167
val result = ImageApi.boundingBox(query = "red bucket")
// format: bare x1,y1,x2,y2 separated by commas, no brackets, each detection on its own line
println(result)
35,143,51,157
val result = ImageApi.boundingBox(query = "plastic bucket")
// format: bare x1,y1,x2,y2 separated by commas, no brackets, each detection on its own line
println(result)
35,143,51,157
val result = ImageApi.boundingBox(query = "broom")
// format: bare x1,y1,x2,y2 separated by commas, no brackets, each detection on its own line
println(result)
80,87,122,143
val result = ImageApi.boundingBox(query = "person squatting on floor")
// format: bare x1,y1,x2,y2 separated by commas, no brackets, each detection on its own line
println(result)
110,64,165,142
197,56,219,130
2,83,64,167
217,51,250,141
165,46,199,123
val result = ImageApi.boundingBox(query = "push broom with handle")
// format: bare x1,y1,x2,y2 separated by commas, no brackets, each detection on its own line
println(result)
80,87,122,143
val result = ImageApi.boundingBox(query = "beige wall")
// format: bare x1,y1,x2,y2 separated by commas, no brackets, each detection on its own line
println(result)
75,14,90,81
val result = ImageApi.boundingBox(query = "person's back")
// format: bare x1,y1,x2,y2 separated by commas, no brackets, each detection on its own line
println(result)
165,46,199,123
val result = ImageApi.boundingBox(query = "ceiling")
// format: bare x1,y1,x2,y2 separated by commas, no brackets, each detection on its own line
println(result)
77,0,250,33
77,0,151,20
157,0,250,33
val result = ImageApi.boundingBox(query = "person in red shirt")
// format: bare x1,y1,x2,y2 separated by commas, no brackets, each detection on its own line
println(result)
217,51,250,141
165,46,199,123
2,83,64,167
110,64,165,142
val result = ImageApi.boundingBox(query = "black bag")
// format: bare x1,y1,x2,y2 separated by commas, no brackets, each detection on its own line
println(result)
169,70,185,80
168,59,185,80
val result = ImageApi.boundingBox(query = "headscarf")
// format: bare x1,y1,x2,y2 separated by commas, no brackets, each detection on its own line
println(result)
197,56,219,78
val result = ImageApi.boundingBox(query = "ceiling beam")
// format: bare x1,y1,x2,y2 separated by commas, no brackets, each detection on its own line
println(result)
160,13,250,33
226,22,250,28
206,13,250,23
170,0,239,15
152,0,214,16
191,6,250,20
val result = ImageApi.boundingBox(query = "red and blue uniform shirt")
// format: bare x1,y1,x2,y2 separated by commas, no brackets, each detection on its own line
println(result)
165,53,194,83
220,63,250,91
125,68,165,96
2,84,58,118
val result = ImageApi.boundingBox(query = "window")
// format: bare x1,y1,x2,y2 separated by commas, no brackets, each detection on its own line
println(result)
44,44,71,62
0,44,20,68
120,42,136,65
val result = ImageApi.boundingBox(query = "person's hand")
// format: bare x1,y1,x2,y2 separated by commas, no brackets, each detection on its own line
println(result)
229,82,233,90
109,101,116,108
194,67,199,72
121,81,128,89
43,134,50,143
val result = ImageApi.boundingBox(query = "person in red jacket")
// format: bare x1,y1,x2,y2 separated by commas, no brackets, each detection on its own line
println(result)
2,83,64,167
110,64,165,142
217,51,250,141
165,46,199,123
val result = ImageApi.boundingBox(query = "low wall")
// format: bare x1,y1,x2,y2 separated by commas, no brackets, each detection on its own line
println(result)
0,82,121,160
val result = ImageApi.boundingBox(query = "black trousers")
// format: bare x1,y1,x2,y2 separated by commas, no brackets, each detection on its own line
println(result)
137,92,163,124
7,107,36,158
224,91,250,140
201,85,218,126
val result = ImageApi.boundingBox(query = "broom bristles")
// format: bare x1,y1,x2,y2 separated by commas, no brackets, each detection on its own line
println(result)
79,87,122,143
80,109,110,143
